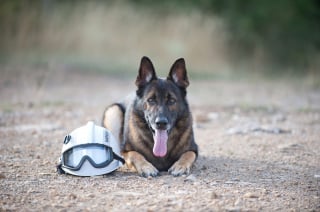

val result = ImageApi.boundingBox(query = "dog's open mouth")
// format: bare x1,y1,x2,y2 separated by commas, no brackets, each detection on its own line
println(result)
151,129,168,158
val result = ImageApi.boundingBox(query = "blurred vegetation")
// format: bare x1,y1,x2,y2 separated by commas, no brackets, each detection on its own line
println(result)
208,0,320,68
0,0,319,76
133,0,320,74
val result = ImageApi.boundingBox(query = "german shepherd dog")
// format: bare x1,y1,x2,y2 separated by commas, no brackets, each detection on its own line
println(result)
102,57,198,177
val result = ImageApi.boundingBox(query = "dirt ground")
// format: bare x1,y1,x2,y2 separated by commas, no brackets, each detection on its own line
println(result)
0,64,319,211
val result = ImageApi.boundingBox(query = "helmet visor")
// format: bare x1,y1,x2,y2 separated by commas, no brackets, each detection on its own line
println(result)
62,144,113,171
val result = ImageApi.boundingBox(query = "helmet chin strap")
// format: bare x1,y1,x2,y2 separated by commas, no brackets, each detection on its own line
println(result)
112,151,125,165
56,162,65,174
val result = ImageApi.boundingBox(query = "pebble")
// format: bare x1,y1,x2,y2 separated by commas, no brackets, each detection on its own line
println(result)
195,113,210,123
210,181,218,186
208,112,219,120
243,192,259,198
225,207,241,212
87,194,95,198
211,192,219,199
185,174,197,182
234,198,243,206
38,172,52,176
49,189,58,197
68,193,77,200
201,165,208,170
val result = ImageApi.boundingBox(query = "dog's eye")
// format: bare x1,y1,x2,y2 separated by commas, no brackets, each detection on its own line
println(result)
167,98,176,105
147,98,156,104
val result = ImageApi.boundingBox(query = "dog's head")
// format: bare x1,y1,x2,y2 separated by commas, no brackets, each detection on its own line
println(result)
135,56,190,157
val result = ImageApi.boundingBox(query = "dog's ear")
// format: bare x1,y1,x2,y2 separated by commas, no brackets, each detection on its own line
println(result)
167,58,189,88
135,56,157,87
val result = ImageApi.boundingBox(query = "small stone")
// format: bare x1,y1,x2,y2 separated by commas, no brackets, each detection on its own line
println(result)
201,165,208,170
243,192,259,198
208,112,219,120
234,198,243,206
210,181,218,186
49,189,58,197
211,192,219,199
38,172,51,176
195,113,210,123
87,193,95,198
225,207,241,212
185,174,197,182
42,160,50,165
0,173,5,179
69,193,77,200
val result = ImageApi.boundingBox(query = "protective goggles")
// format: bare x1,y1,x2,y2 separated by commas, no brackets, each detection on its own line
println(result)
61,143,125,171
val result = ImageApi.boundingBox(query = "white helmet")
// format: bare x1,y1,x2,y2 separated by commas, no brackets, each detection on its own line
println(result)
58,121,125,176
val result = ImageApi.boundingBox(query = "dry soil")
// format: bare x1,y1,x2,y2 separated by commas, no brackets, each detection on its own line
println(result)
0,64,319,211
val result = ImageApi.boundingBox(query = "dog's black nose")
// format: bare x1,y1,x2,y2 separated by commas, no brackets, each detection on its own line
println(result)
155,117,168,130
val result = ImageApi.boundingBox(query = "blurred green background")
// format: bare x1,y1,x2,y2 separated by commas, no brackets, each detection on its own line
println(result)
1,0,319,79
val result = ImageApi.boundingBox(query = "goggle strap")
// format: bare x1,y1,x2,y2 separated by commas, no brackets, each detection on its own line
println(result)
113,152,125,165
56,161,66,174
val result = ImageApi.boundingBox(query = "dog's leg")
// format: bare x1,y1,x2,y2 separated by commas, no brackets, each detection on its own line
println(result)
123,151,159,177
168,151,196,176
102,104,124,143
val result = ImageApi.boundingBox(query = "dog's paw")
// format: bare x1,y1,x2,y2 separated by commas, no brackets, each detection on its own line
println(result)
136,162,159,178
168,151,196,177
168,162,191,177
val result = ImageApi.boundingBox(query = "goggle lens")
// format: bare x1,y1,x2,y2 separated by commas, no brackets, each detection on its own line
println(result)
62,144,113,170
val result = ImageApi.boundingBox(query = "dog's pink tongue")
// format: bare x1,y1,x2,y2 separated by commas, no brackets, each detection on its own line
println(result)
153,129,168,157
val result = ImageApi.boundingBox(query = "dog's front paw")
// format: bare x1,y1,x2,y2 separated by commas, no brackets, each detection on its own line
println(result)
169,151,196,177
124,151,159,178
168,161,191,177
135,162,159,178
